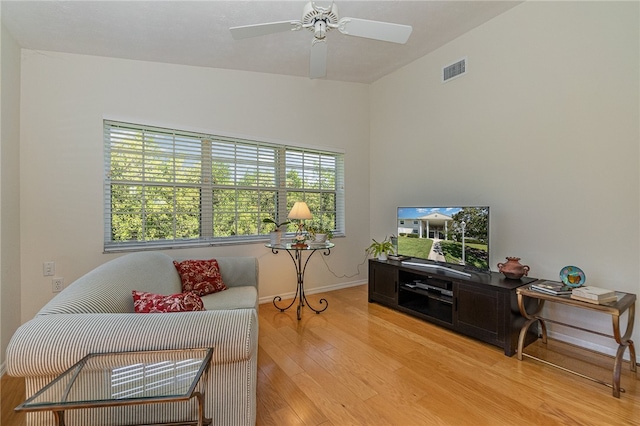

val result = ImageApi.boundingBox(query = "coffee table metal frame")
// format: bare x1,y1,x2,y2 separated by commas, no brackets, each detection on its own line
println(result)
15,347,214,426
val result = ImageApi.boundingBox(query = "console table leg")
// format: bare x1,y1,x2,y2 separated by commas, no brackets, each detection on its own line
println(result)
627,302,637,374
613,344,627,398
611,303,637,397
538,318,548,344
517,317,540,361
516,294,546,360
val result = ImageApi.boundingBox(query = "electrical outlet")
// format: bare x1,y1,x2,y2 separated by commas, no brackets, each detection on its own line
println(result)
52,277,64,293
43,261,55,276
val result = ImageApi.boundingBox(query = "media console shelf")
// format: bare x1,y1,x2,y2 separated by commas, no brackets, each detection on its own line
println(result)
368,259,538,356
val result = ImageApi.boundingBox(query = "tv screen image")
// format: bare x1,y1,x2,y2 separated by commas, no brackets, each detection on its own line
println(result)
396,206,489,271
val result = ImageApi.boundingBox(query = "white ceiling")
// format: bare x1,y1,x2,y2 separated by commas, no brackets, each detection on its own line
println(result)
1,0,521,84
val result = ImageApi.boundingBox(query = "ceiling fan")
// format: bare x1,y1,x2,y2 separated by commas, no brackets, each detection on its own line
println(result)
229,1,413,79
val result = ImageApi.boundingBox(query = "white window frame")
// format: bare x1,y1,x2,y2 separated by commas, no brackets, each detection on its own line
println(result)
104,120,344,252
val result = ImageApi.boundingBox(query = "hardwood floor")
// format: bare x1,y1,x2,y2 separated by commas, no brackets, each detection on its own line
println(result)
257,285,640,425
1,371,26,426
3,284,639,425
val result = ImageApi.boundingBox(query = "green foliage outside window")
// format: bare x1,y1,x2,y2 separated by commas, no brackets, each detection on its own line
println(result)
105,121,341,249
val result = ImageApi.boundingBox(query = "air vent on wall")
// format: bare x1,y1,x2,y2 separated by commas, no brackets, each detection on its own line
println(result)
442,57,467,82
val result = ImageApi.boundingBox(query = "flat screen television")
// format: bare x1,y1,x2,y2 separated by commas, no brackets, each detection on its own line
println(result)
396,206,490,273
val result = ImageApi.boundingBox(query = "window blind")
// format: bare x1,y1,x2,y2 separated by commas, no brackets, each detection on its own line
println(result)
104,120,344,251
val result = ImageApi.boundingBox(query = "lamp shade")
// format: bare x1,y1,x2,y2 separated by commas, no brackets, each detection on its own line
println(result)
288,201,313,220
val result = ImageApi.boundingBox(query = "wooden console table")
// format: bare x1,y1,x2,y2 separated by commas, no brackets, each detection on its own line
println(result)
516,286,636,397
368,259,539,356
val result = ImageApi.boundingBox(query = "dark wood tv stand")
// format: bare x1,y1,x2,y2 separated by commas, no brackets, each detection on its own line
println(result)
368,259,538,356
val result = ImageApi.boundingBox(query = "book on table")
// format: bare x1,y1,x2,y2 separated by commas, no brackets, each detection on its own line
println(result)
530,280,573,295
570,286,617,304
570,294,618,304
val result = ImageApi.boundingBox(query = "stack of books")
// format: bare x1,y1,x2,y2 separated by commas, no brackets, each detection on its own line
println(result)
530,281,572,295
571,286,617,304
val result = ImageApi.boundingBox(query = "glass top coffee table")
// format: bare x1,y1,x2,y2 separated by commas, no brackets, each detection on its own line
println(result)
15,347,214,426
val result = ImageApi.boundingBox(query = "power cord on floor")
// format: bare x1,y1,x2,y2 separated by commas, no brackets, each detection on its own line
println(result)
320,250,369,279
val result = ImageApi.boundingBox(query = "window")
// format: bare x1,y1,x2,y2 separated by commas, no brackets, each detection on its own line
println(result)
104,120,344,251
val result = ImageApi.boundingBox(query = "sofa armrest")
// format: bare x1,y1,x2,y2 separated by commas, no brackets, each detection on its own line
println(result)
6,309,257,377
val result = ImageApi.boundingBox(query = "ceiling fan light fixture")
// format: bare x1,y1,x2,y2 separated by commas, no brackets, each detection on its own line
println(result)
303,1,339,27
229,1,412,79
314,20,327,39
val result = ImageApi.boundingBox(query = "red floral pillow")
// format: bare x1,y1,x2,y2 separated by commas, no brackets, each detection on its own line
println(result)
132,291,205,313
173,259,227,296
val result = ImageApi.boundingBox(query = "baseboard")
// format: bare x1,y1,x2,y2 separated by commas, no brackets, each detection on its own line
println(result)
259,279,367,305
547,330,633,362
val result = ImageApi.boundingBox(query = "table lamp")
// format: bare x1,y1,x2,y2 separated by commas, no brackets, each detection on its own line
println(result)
288,201,312,247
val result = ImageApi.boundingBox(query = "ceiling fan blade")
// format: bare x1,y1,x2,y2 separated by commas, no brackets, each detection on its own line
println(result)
230,21,302,40
310,39,328,79
337,18,412,44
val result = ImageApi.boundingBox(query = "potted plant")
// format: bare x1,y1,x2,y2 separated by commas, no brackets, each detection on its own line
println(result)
262,217,290,245
306,222,334,243
366,237,395,261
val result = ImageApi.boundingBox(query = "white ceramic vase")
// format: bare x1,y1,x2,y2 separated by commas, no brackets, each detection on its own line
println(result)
269,231,282,245
314,233,327,243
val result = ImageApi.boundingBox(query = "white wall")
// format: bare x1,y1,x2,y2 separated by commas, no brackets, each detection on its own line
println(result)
1,18,22,372
371,2,640,353
11,1,640,359
19,52,371,321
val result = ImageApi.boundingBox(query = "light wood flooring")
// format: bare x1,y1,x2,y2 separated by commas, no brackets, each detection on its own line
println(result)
3,284,640,425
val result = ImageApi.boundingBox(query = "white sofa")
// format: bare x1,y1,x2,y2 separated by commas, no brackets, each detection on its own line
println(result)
6,251,258,426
